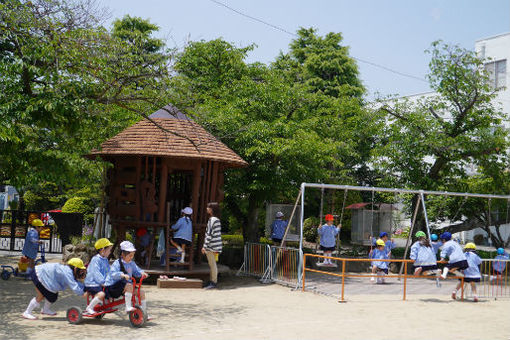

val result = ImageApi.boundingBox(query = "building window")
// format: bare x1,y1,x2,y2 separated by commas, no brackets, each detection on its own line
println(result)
484,59,507,89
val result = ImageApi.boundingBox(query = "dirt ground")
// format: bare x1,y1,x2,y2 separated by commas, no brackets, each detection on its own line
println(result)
1,255,509,340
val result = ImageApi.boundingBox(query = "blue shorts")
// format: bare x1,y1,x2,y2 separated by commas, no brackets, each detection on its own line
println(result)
31,271,58,303
462,277,480,283
447,260,469,270
376,268,389,274
105,280,127,299
320,245,335,251
413,264,438,271
173,238,191,246
84,286,103,296
492,269,503,275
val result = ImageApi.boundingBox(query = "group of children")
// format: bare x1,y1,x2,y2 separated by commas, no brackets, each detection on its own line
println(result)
22,238,149,320
369,229,510,302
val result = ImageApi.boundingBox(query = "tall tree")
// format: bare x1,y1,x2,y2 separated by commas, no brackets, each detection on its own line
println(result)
374,41,509,233
0,0,172,193
173,33,367,241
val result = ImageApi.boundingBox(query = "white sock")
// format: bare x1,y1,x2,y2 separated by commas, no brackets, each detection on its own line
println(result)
125,292,133,311
25,297,40,315
441,267,449,278
180,252,185,262
43,300,54,312
86,297,101,312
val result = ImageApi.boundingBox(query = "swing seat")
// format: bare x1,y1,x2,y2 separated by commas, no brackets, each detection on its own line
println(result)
315,250,339,255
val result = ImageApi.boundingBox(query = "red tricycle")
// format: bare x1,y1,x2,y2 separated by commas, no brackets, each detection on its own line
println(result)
66,276,147,328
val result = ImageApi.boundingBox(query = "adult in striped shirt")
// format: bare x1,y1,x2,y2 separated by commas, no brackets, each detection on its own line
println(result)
202,202,222,289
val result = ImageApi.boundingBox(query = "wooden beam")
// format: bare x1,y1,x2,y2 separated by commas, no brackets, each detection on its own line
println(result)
157,159,168,223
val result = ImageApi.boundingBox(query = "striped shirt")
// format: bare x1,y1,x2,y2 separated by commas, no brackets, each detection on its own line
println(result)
204,216,222,253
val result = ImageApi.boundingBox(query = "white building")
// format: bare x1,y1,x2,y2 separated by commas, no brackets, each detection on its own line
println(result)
475,32,510,122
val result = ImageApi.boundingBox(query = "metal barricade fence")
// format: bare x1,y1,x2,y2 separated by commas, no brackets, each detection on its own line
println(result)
237,243,272,280
464,259,510,299
265,246,302,287
238,243,303,287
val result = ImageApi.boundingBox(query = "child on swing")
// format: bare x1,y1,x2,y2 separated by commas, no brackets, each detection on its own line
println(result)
83,238,113,315
317,214,340,266
439,232,468,280
104,241,150,317
452,243,481,301
410,231,440,276
369,239,389,283
491,248,509,282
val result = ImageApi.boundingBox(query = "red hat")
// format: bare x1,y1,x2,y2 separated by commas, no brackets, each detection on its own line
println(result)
325,214,334,221
136,228,148,237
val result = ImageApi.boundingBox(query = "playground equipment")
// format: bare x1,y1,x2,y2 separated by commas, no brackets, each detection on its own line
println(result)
1,244,46,280
66,276,147,328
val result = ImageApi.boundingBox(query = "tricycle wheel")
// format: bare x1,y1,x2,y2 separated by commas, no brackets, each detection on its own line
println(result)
129,307,145,328
66,306,83,324
1,270,10,280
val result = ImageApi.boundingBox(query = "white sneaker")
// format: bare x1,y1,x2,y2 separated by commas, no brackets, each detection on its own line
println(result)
22,312,37,320
41,308,56,316
125,307,136,313
83,308,95,316
370,277,375,282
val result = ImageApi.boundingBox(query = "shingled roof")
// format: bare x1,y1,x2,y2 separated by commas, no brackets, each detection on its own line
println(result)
88,106,247,168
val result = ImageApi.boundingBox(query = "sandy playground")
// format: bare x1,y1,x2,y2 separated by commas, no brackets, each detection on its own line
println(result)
1,255,509,340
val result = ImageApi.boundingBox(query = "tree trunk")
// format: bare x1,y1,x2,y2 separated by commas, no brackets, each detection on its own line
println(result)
244,197,260,243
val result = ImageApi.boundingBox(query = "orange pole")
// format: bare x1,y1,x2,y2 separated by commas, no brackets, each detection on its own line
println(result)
341,259,346,301
302,253,307,292
403,261,407,301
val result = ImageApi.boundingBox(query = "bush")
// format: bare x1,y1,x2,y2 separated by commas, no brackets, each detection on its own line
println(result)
62,196,95,224
303,217,319,243
222,234,244,247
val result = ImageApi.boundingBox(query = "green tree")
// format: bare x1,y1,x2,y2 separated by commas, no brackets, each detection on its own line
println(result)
0,1,172,198
374,41,509,233
173,33,366,241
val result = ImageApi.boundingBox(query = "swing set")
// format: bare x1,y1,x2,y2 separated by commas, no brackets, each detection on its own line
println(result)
283,183,510,276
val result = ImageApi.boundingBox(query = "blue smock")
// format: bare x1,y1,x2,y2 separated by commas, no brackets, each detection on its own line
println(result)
271,219,288,240
22,228,39,259
410,241,437,266
369,248,389,269
431,241,443,254
35,263,84,295
440,240,467,263
171,216,192,242
105,259,144,286
464,251,482,278
318,224,339,248
84,254,110,287
493,253,509,273
371,237,395,254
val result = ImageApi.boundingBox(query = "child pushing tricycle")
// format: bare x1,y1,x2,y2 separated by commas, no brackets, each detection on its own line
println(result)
67,240,150,327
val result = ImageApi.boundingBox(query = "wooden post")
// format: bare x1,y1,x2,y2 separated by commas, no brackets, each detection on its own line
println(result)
157,159,168,223
210,161,219,202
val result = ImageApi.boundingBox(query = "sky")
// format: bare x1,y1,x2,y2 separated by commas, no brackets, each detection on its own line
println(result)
99,0,510,99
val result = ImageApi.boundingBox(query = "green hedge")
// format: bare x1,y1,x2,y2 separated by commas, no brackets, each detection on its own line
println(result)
221,234,298,248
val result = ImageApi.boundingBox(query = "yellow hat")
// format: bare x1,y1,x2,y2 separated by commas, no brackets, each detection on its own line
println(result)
95,238,113,250
31,219,44,227
464,242,476,250
67,258,86,270
376,239,385,246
